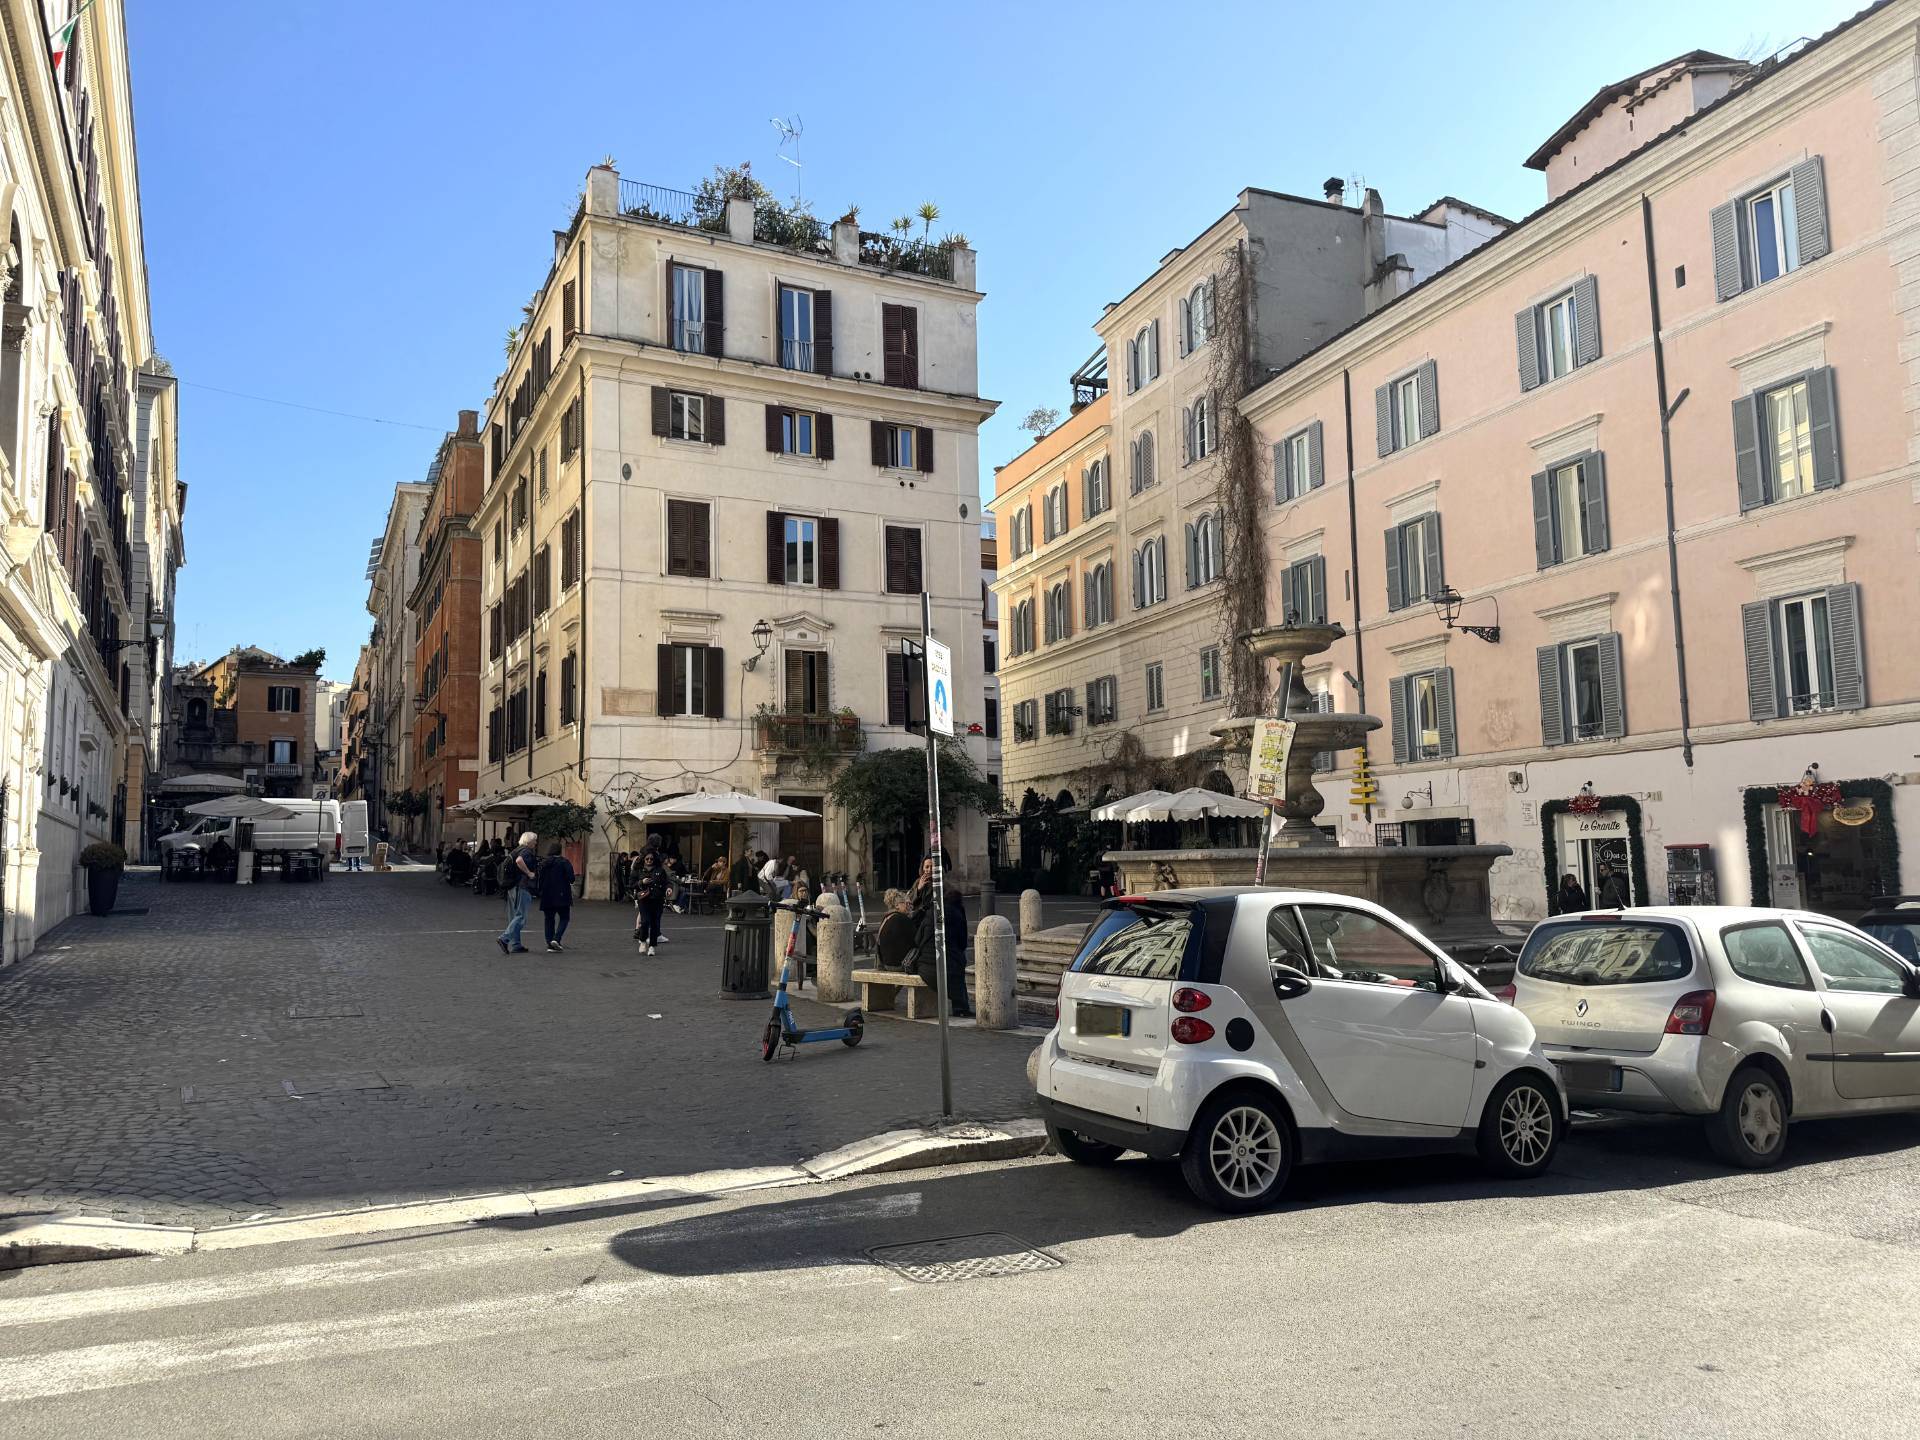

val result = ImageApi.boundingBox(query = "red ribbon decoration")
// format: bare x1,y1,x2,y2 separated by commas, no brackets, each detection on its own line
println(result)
1777,782,1842,837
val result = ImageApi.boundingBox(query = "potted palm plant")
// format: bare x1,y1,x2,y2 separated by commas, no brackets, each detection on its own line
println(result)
79,841,126,917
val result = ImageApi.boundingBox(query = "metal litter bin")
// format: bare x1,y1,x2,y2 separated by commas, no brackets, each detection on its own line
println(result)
721,891,772,999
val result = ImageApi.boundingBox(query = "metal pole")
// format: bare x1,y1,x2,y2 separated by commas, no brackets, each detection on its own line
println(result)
921,592,953,1118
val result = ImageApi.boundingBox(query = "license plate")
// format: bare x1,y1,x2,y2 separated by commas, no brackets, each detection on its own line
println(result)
1077,1003,1129,1038
1556,1060,1620,1092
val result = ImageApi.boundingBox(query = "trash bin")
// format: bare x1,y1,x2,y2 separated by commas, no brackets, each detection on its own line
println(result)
721,890,773,1000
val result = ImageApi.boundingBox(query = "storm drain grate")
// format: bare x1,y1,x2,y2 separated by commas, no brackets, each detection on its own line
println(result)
866,1233,1062,1284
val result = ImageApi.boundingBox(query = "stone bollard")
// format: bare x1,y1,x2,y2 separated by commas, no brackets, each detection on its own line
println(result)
816,915,854,1003
771,907,798,983
1019,888,1043,939
974,915,1017,1030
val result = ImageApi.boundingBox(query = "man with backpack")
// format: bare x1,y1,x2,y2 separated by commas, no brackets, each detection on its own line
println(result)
496,830,539,954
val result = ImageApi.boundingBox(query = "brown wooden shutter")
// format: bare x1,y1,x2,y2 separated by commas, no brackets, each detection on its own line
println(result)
813,290,834,375
706,395,726,446
916,426,934,473
785,650,804,711
816,654,831,714
884,526,907,593
817,412,835,460
765,404,784,453
656,644,674,716
766,512,785,584
871,421,890,467
886,652,909,725
704,267,724,358
899,306,919,388
689,501,711,578
562,280,577,342
881,304,906,387
667,501,689,575
651,386,670,437
818,518,841,589
904,527,923,591
704,646,726,718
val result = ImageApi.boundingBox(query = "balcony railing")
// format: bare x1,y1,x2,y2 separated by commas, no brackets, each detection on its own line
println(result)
754,205,827,252
858,231,955,281
619,180,726,234
754,713,863,756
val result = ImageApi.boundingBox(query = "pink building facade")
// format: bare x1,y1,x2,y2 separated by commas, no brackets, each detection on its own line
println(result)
1240,3,1920,921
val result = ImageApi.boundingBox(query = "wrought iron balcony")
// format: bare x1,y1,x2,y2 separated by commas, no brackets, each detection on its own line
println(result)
753,712,863,756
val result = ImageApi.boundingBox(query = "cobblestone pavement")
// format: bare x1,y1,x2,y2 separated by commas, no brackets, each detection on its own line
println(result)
0,870,1039,1226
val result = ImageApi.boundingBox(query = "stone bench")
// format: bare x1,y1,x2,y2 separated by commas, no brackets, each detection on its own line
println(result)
851,967,940,1020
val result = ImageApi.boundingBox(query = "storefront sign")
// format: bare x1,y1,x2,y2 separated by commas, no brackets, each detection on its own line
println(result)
1833,801,1875,827
1560,809,1629,841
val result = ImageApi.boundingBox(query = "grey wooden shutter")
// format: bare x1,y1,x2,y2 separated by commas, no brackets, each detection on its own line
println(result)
1273,441,1290,503
1579,452,1610,553
1307,555,1327,625
1184,523,1198,589
1149,320,1160,378
1279,561,1299,624
1388,676,1411,764
650,386,670,437
1374,383,1393,457
1083,466,1093,521
1742,599,1779,720
1210,522,1224,583
1598,632,1625,738
1790,156,1831,265
1177,296,1191,356
1434,667,1457,758
1125,338,1138,392
1531,468,1556,567
1515,307,1541,392
1710,201,1745,300
1416,360,1440,438
1572,276,1601,366
1156,537,1169,601
1732,394,1765,510
1807,367,1841,491
1307,420,1324,488
812,290,833,375
1827,582,1864,710
1536,644,1565,747
1421,513,1444,595
706,396,726,446
1383,526,1405,610
704,268,724,358
1131,548,1143,609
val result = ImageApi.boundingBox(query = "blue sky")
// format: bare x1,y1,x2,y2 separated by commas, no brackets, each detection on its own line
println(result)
130,0,1859,680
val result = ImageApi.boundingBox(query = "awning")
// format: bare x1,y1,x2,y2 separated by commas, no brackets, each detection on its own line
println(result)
156,773,247,795
626,792,820,824
185,796,297,820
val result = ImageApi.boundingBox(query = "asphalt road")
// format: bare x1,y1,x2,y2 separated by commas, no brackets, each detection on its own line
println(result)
6,1108,1920,1438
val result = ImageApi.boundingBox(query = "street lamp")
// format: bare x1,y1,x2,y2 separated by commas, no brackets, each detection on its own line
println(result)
745,618,773,671
1430,585,1501,644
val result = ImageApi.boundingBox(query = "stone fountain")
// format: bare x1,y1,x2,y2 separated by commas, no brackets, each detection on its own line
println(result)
1101,620,1520,964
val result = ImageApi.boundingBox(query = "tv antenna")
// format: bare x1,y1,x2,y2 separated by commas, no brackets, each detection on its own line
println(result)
771,114,803,203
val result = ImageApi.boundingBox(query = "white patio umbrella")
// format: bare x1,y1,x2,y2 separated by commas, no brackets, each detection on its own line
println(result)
184,796,297,820
1092,789,1171,822
1121,787,1271,823
467,791,567,816
157,773,247,794
626,792,819,824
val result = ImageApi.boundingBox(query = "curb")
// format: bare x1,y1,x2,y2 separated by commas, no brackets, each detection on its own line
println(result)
1,1119,1048,1270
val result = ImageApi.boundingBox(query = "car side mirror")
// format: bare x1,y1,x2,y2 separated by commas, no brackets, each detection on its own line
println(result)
1433,965,1460,995
1269,962,1312,1001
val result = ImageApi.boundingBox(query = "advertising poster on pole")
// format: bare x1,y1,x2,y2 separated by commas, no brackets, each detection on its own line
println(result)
1248,719,1297,802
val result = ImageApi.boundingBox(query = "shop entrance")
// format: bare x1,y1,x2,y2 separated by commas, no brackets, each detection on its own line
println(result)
775,794,824,880
1554,810,1635,908
1762,802,1884,919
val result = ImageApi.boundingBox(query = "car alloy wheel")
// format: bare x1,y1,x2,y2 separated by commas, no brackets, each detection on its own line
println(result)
1737,1080,1783,1156
1498,1083,1555,1169
1208,1104,1284,1200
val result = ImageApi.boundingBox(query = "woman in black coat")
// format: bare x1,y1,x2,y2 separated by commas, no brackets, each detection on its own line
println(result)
632,850,669,956
538,842,576,952
943,884,972,1017
1557,872,1591,914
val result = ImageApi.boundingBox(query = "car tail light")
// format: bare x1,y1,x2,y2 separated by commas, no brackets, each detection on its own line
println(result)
1171,987,1212,1013
1170,1016,1215,1045
1493,983,1517,1005
1665,990,1716,1036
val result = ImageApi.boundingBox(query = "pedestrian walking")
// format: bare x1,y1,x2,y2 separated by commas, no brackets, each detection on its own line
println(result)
495,831,539,953
1596,861,1631,910
1556,872,1591,914
538,841,576,952
943,876,972,1017
633,850,669,956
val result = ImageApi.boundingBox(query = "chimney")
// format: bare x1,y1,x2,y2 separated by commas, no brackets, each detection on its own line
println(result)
1323,176,1346,204
457,409,479,437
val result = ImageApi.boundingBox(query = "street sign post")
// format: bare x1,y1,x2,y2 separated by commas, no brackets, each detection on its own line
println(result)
920,593,954,1117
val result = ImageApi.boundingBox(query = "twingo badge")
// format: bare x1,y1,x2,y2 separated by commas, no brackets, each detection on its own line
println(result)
1833,800,1875,827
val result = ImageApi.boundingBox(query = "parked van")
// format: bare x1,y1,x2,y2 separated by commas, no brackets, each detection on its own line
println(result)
159,799,341,880
340,800,369,861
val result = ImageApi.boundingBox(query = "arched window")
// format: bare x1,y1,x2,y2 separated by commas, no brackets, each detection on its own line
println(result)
1184,395,1214,463
1186,511,1222,587
1134,537,1167,609
1043,481,1069,542
1126,322,1159,392
1044,581,1073,644
1180,279,1214,354
1131,430,1155,494
1083,458,1108,519
1084,560,1113,627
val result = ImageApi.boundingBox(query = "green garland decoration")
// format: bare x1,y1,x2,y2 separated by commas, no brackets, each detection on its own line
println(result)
1740,777,1896,905
1539,795,1649,914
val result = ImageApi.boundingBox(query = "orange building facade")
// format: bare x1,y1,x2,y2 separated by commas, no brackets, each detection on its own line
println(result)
408,411,485,848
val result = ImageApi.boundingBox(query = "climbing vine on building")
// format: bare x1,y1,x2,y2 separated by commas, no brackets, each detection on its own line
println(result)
1204,244,1269,715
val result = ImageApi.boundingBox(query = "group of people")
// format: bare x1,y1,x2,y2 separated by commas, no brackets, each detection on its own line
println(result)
479,831,578,954
1556,860,1631,914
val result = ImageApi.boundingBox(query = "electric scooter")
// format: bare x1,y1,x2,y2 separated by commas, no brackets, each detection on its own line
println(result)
760,901,863,1062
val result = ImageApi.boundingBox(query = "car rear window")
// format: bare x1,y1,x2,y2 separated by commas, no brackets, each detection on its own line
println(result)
1074,906,1195,981
1518,921,1693,985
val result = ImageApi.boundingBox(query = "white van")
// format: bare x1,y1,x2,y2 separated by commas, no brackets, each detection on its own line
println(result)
159,799,341,879
340,800,369,861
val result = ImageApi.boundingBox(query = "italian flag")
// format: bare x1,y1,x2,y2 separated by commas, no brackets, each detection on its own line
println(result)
50,3,94,72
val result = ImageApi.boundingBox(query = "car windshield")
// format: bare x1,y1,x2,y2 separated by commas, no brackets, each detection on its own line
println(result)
1861,919,1920,965
1518,921,1692,985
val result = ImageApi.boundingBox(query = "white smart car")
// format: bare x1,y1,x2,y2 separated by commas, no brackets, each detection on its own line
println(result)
1035,888,1565,1211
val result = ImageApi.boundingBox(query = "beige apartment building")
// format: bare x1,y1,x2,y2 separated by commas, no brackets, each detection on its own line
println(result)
1234,3,1920,920
360,481,430,836
470,164,996,893
990,186,1502,823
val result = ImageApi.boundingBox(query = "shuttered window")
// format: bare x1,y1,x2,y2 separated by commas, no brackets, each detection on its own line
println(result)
1388,669,1457,763
1383,513,1443,611
1044,687,1075,735
1083,561,1114,628
1199,647,1222,702
1144,662,1165,713
559,510,582,589
883,525,923,594
882,303,919,388
1536,634,1625,746
885,651,926,730
1374,360,1439,456
559,652,578,727
562,280,577,343
1742,584,1864,720
1185,513,1222,588
1530,452,1610,567
487,603,501,661
768,406,833,459
1275,422,1323,502
670,264,721,355
666,499,711,578
1515,277,1601,391
656,643,726,718
1712,158,1831,301
1043,581,1073,644
784,650,831,715
1083,458,1110,518
1012,699,1037,743
1087,676,1118,726
1734,369,1840,512
534,668,548,741
534,544,552,614
1130,431,1155,493
1283,555,1327,626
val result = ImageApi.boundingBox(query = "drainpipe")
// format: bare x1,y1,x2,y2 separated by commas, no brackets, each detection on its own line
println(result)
1342,369,1371,824
1640,194,1695,769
